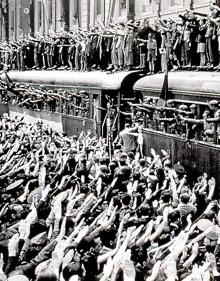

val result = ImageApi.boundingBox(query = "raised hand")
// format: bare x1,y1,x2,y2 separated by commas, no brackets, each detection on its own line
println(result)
0,253,7,280
19,219,30,239
8,233,20,257
208,177,216,188
53,201,62,221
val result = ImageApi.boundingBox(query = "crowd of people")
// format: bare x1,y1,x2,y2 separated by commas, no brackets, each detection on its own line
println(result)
0,114,219,281
121,98,220,145
2,2,220,73
0,81,91,118
0,75,220,146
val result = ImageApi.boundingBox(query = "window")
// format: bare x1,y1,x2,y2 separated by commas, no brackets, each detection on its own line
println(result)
60,0,64,27
142,4,146,13
119,0,126,10
48,0,53,24
38,1,42,30
119,0,126,16
19,7,22,29
170,0,181,6
96,0,101,16
10,11,15,33
73,0,78,20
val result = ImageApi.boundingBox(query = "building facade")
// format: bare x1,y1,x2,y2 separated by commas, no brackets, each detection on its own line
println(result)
0,0,219,41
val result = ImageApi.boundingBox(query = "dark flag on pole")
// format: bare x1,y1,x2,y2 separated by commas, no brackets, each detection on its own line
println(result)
156,68,169,107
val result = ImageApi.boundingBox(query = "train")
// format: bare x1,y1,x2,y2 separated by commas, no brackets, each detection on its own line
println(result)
133,71,220,191
0,69,220,189
0,70,143,136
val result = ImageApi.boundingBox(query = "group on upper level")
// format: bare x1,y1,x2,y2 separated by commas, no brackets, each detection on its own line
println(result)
2,2,220,73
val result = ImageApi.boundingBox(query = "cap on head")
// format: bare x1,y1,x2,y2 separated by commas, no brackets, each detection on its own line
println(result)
179,104,188,110
79,90,86,94
174,163,185,175
166,99,174,106
128,24,134,30
209,100,218,106
190,104,196,109
118,22,125,28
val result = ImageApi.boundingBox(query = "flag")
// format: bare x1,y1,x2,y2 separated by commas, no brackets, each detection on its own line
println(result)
156,67,169,107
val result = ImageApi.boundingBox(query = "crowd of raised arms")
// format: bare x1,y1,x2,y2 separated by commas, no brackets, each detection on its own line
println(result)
2,3,220,73
0,114,219,281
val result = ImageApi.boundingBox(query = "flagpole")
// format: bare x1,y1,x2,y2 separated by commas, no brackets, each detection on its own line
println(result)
156,58,169,108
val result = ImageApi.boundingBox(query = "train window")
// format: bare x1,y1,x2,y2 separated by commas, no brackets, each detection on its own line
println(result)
75,95,81,117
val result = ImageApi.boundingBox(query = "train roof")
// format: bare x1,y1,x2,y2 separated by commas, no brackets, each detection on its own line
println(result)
134,71,220,102
1,70,141,92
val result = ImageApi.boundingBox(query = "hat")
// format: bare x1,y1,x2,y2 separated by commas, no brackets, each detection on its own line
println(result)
179,104,188,110
128,24,135,30
119,166,132,176
163,159,172,167
166,99,174,105
174,163,185,174
99,165,109,173
190,104,196,109
197,219,220,240
6,179,24,191
119,152,127,159
205,129,214,136
209,100,218,106
9,204,24,213
118,22,125,27
79,90,86,94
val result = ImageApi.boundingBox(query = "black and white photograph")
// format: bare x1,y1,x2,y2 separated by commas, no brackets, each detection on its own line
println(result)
0,0,219,280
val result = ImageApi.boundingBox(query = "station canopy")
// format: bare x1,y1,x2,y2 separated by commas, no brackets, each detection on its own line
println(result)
134,71,220,97
1,70,140,92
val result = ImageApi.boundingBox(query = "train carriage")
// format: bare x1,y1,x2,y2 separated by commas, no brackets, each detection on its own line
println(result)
134,71,220,189
0,70,142,136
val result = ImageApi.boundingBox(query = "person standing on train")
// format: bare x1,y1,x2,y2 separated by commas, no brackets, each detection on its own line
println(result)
147,33,158,74
67,38,75,70
136,19,156,70
124,25,134,71
208,15,220,68
116,22,126,71
205,19,215,67
196,18,207,67
111,29,119,72
74,36,82,71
